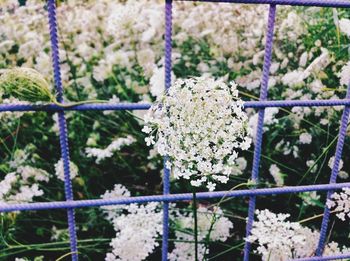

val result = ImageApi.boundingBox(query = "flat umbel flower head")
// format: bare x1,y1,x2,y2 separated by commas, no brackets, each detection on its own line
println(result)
143,77,252,191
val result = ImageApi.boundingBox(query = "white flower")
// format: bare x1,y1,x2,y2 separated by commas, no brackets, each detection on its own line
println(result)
102,184,163,261
145,136,155,146
102,185,233,261
282,70,306,87
248,108,279,140
169,206,233,261
339,18,350,37
86,136,136,164
338,171,349,179
328,156,344,172
247,209,319,260
144,77,251,191
149,66,175,98
269,164,284,186
54,159,79,181
339,61,350,86
299,52,308,67
106,202,163,261
306,160,318,174
327,188,350,221
299,191,320,206
299,132,312,144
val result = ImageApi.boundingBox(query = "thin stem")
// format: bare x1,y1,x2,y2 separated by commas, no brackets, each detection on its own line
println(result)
298,210,339,224
192,191,198,261
53,99,109,108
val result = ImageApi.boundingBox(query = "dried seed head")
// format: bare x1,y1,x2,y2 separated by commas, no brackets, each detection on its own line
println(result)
0,67,55,103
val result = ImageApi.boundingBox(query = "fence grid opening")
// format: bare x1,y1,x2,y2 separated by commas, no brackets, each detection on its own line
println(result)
1,0,350,260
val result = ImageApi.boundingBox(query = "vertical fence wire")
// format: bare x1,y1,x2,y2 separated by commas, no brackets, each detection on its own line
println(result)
243,5,276,261
162,0,173,260
47,1,78,260
315,83,350,255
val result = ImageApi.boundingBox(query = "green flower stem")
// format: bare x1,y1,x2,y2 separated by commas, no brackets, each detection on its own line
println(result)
52,99,108,108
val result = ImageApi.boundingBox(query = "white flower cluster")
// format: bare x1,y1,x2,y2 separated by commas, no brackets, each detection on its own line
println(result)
269,164,284,186
143,77,251,191
86,136,136,164
248,209,349,260
248,108,279,140
328,156,349,179
0,148,50,204
327,188,350,221
299,191,320,206
247,209,319,260
169,206,233,261
101,185,233,261
106,202,163,261
0,165,49,204
54,159,79,181
102,185,163,261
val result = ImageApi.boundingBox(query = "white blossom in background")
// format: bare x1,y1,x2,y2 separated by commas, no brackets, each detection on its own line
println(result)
338,170,349,180
101,185,233,261
324,242,350,259
281,70,306,87
299,191,320,206
101,184,131,221
306,159,318,173
102,184,162,261
339,61,350,86
269,164,284,186
149,66,175,98
247,209,319,260
85,136,136,164
54,159,79,181
248,209,350,260
0,166,50,204
0,98,30,124
299,132,312,144
339,18,350,37
169,206,233,261
143,77,252,191
327,188,350,221
328,156,344,172
106,202,163,261
248,107,279,140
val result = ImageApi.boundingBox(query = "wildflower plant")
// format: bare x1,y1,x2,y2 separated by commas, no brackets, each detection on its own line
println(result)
143,77,252,191
0,67,55,103
0,67,106,107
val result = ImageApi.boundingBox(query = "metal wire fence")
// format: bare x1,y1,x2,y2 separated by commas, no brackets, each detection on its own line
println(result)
1,0,350,260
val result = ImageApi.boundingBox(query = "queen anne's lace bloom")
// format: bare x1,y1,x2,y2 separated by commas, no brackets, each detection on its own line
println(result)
169,206,233,261
85,136,136,164
327,188,350,221
248,209,350,260
54,159,79,181
143,77,251,191
101,185,233,261
247,209,319,260
101,185,163,261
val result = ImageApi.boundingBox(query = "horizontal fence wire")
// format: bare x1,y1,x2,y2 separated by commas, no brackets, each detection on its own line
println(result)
175,0,350,8
1,182,350,212
2,99,350,112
